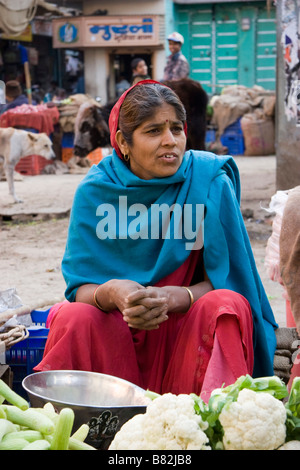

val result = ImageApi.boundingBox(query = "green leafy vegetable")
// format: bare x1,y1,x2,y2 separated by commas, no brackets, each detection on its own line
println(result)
285,377,300,442
192,374,288,449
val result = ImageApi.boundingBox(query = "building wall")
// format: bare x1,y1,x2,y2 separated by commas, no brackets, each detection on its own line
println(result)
82,0,169,101
56,1,279,103
83,0,165,16
164,0,177,40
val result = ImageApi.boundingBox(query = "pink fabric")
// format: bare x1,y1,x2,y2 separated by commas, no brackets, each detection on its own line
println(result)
0,104,59,135
163,293,253,402
46,301,67,328
35,253,253,401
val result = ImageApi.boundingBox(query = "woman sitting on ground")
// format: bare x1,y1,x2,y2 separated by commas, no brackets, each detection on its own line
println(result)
35,80,278,401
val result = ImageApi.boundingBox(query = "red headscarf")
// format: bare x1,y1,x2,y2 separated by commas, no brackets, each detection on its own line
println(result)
108,79,187,159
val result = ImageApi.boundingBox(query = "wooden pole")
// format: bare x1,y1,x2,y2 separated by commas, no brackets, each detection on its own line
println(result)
23,60,32,105
18,44,32,105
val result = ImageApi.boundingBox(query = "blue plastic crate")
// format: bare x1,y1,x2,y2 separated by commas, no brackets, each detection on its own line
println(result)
220,118,245,155
220,133,245,155
205,129,216,144
5,309,50,397
223,118,243,135
62,132,74,148
22,128,39,133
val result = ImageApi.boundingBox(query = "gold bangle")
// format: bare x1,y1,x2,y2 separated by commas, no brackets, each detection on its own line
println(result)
93,285,108,312
182,286,194,310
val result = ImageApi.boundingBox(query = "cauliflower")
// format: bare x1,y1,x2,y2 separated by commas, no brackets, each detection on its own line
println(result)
109,393,211,450
278,440,300,450
219,388,287,450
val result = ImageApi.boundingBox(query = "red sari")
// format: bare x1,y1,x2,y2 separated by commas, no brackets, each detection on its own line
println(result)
35,252,253,402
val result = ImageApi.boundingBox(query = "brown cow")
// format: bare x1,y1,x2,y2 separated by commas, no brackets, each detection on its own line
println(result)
163,78,208,151
73,101,115,158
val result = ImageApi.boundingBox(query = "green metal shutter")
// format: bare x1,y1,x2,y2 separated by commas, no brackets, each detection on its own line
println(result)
179,6,214,91
214,5,239,89
255,5,277,90
175,2,277,94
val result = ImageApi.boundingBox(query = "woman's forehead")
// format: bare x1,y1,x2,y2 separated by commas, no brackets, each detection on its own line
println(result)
141,103,179,125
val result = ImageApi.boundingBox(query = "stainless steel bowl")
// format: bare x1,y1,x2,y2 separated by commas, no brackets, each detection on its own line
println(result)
22,370,149,449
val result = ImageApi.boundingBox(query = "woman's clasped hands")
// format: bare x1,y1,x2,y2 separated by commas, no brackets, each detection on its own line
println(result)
113,280,169,330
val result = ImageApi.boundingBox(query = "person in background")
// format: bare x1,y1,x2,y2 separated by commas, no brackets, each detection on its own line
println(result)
131,57,150,85
0,80,35,114
44,80,66,103
75,71,85,94
116,75,130,97
280,186,300,335
32,83,46,104
163,32,190,81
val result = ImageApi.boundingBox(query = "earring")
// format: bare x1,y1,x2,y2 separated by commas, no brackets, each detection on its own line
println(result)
123,154,130,162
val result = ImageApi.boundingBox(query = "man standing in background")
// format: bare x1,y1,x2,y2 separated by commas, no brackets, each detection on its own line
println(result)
163,32,190,81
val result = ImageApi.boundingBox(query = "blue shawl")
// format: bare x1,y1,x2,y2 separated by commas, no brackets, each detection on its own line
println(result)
62,149,278,377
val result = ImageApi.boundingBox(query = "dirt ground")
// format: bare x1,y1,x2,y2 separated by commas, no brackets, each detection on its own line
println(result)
0,155,287,327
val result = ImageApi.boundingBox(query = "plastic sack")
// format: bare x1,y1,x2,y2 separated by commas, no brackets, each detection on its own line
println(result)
0,288,32,331
264,191,290,291
241,111,275,156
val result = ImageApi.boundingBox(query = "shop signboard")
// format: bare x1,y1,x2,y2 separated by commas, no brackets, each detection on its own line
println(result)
52,15,162,48
53,18,82,46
